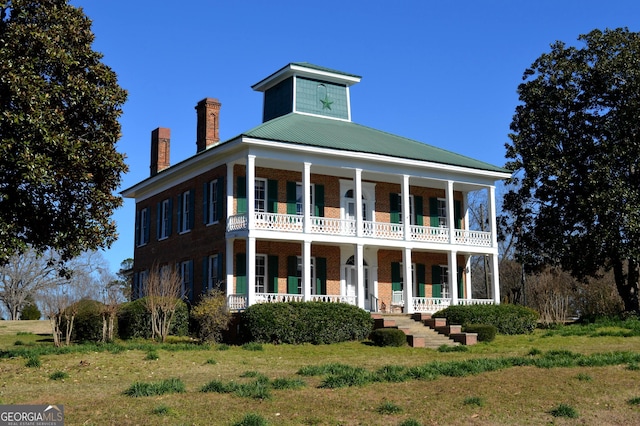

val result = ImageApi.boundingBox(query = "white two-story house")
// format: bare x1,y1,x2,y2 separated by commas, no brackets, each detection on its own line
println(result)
122,63,510,314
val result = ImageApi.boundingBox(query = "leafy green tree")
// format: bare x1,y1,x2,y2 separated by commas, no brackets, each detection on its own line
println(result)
0,0,127,264
504,28,640,313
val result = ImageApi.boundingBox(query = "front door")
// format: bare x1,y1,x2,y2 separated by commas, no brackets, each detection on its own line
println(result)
344,265,370,310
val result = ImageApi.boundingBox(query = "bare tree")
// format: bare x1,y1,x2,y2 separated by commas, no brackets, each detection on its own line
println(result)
0,248,61,320
40,285,73,347
144,265,182,342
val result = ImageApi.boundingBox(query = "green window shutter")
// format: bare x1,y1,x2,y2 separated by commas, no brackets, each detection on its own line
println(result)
286,181,297,214
314,184,324,216
390,193,400,223
267,179,278,213
429,198,439,227
132,272,139,299
217,253,224,287
202,257,209,293
457,267,465,298
391,262,401,291
188,260,194,302
316,257,327,295
431,265,442,297
156,202,161,240
135,210,140,246
216,176,225,221
454,200,462,229
188,189,196,230
144,209,150,243
415,196,424,226
416,263,426,297
268,255,278,293
287,256,298,294
203,182,209,223
237,176,247,214
177,194,183,232
167,199,173,236
236,254,246,294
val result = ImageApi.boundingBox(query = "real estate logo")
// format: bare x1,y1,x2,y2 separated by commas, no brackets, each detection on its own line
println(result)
0,405,64,426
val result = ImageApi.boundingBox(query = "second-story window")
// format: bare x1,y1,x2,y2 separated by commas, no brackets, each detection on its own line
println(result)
296,183,315,215
437,198,447,227
204,178,224,224
158,199,171,239
136,207,150,246
178,189,194,233
396,194,415,225
254,178,266,212
255,254,266,293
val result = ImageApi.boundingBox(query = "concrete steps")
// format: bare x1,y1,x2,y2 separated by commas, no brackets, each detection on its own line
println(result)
371,313,469,348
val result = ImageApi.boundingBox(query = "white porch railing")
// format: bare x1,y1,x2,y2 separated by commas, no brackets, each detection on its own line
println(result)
228,293,358,310
412,297,452,313
456,298,495,306
226,213,492,248
454,229,492,247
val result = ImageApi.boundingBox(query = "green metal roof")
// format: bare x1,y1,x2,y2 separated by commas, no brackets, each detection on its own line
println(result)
243,113,509,173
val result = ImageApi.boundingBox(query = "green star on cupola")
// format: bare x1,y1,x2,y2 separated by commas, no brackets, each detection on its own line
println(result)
320,95,333,110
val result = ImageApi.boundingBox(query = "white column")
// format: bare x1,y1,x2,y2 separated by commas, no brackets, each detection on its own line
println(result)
302,240,312,301
487,185,498,248
303,162,311,233
449,251,458,305
465,255,472,300
247,155,256,231
491,254,501,304
225,238,234,298
355,244,365,309
247,237,256,306
402,247,414,314
226,164,234,219
355,169,363,237
463,190,469,231
446,180,455,244
402,175,411,241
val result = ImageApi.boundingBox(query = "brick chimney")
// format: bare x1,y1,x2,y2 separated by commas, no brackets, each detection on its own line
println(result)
195,97,221,153
150,127,170,176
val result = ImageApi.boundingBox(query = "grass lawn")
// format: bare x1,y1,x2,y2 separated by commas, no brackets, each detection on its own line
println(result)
1,320,640,425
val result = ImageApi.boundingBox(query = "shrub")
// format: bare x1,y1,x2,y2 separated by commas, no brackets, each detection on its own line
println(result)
190,290,231,343
463,396,484,407
241,302,373,344
20,299,41,320
434,304,539,334
62,299,106,343
25,355,41,368
369,328,407,347
463,324,497,342
117,297,188,339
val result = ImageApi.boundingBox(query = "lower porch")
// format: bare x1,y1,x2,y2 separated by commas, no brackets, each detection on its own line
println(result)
227,292,495,313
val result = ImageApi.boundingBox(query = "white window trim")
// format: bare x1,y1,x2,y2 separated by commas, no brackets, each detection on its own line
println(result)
397,193,415,225
138,208,149,246
254,178,267,213
439,264,450,298
437,198,448,227
159,199,170,240
180,191,191,234
295,182,315,216
179,261,191,298
207,179,219,225
255,254,267,293
296,256,317,294
208,254,219,291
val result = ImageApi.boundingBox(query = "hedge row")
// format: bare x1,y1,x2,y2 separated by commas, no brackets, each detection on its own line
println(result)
241,302,373,344
434,304,539,335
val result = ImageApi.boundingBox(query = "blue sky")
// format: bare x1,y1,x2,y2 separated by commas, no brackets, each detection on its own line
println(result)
69,0,640,273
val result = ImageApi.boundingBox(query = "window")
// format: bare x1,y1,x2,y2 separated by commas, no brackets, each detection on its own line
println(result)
178,190,194,233
255,178,266,212
179,260,193,300
437,199,447,227
396,194,415,224
136,207,150,246
205,179,221,224
345,189,368,221
439,265,450,298
208,254,220,291
158,199,171,239
134,270,149,299
295,183,315,215
255,254,267,293
295,257,316,294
